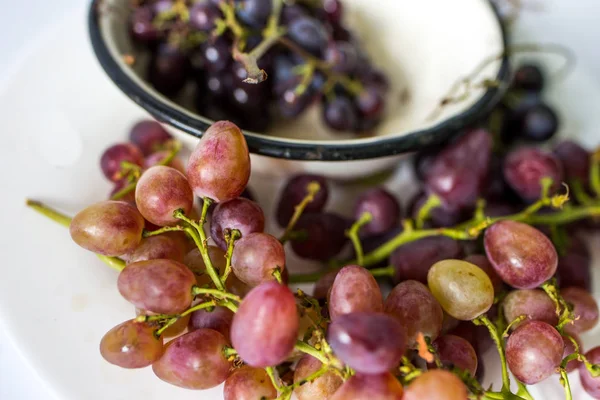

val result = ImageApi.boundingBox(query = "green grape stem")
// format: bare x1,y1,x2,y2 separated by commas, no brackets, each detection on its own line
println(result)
346,211,372,266
415,194,442,229
279,181,321,243
473,316,511,393
221,228,240,284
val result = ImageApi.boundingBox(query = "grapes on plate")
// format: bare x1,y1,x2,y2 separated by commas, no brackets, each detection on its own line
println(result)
99,319,163,369
328,265,383,320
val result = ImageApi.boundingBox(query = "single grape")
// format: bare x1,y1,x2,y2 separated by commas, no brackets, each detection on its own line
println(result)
135,308,190,338
129,6,160,42
512,64,544,92
330,372,404,400
427,260,494,321
187,121,250,203
148,44,188,96
323,96,359,132
236,0,272,27
328,312,407,374
135,166,194,226
579,346,600,398
502,289,558,329
100,143,144,182
553,139,590,185
506,320,563,384
325,41,358,74
390,236,463,284
275,78,316,118
190,2,221,31
280,4,308,24
276,174,329,227
561,334,583,373
430,334,478,376
484,220,558,289
354,188,401,237
231,281,298,367
557,236,591,291
384,280,443,347
288,16,329,56
503,147,563,201
210,198,265,250
408,192,469,228
143,150,185,174
464,254,504,295
561,287,599,334
515,102,559,142
442,312,460,335
413,149,439,182
189,306,234,341
402,370,467,400
200,36,232,72
117,259,196,314
125,235,186,264
313,269,339,300
294,355,343,400
152,328,231,389
291,212,349,261
99,319,163,369
70,201,145,256
231,233,286,287
328,265,383,320
223,366,277,400
128,120,172,155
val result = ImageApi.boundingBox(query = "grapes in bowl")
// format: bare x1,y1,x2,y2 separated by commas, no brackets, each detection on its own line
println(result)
88,0,508,178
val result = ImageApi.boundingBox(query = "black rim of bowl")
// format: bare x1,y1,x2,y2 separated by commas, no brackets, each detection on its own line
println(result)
88,0,510,161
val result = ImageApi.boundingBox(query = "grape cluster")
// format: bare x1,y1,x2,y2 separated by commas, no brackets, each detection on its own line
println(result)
128,0,388,134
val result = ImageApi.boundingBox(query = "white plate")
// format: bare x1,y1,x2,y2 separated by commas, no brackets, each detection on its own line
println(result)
0,3,598,400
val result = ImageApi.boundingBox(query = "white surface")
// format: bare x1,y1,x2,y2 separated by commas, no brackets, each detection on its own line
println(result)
0,1,600,400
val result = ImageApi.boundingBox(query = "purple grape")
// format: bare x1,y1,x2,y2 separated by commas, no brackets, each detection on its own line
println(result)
275,78,316,118
236,0,272,27
313,269,339,300
330,373,404,400
129,6,160,42
328,312,407,374
464,254,504,295
188,306,234,341
502,289,558,328
384,280,443,347
325,41,358,74
281,4,308,24
579,346,600,398
484,220,558,289
294,355,343,400
201,36,231,73
231,233,286,287
125,235,186,264
276,174,329,227
288,16,329,56
557,236,591,291
562,334,583,373
431,334,478,376
210,197,265,250
152,329,231,389
512,64,545,92
354,188,401,237
117,259,196,314
553,140,590,185
506,321,563,384
408,192,469,228
323,0,343,24
323,96,358,132
356,86,385,120
100,319,164,369
100,143,144,182
291,212,348,261
128,120,172,156
231,282,298,367
390,236,463,284
403,370,467,400
413,149,439,182
561,287,599,334
148,44,188,96
223,366,278,400
190,2,221,31
503,147,564,201
328,265,383,320
515,102,559,142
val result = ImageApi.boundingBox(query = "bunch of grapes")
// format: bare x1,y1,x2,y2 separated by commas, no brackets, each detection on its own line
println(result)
127,0,388,134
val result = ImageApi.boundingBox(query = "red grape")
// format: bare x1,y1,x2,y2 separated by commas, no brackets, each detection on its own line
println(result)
502,289,558,329
223,366,277,400
152,328,231,389
484,220,558,289
100,143,144,182
561,287,599,334
117,259,196,314
276,174,329,227
431,334,478,376
188,306,234,342
384,280,443,347
330,373,404,400
294,355,343,400
69,201,145,256
187,121,250,203
210,197,265,250
125,235,186,264
135,166,194,226
354,188,401,237
553,140,590,184
402,370,467,400
328,312,407,374
557,236,591,291
313,269,339,300
129,120,172,155
99,319,163,369
464,254,504,295
231,233,286,287
503,147,563,201
231,281,298,367
143,150,185,174
579,346,600,398
291,213,349,261
328,265,383,320
506,320,563,384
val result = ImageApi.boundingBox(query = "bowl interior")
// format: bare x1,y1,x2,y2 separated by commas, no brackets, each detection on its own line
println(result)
96,0,506,146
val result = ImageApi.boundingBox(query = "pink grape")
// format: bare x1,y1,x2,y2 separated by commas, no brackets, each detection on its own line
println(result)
553,140,590,184
135,166,194,226
117,259,196,314
557,236,591,291
125,235,186,264
502,289,558,329
561,287,599,334
330,373,404,400
210,197,265,250
503,147,563,201
143,150,186,174
99,319,163,369
353,188,401,237
129,120,172,155
328,265,383,320
431,334,478,376
294,355,343,400
506,320,563,384
223,366,277,400
231,281,298,367
231,233,286,287
70,200,145,256
328,312,407,374
152,328,231,389
100,143,144,182
579,346,600,398
402,370,467,400
384,280,443,347
187,121,250,203
484,220,558,289
188,306,234,341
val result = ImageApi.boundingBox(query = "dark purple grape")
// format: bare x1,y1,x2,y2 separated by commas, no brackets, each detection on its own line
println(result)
325,41,358,74
125,235,186,264
579,346,600,398
331,373,404,400
240,187,255,201
425,129,493,208
280,4,308,24
204,70,234,99
356,86,385,119
201,36,231,73
189,2,221,31
484,201,518,218
129,6,160,42
291,212,348,261
503,147,563,201
464,254,504,295
235,0,272,27
557,236,591,291
275,78,316,118
553,140,590,185
117,259,196,314
189,306,234,341
504,101,559,143
328,312,407,374
276,174,329,227
148,44,188,96
328,265,383,320
431,334,478,376
384,280,443,347
561,287,599,334
403,370,467,400
288,16,329,56
390,236,463,284
353,188,400,237
100,319,163,368
359,67,389,93
231,233,286,287
506,321,563,384
484,220,558,289
231,282,298,367
502,289,558,328
128,120,172,156
210,197,265,250
413,149,439,182
152,329,231,389
408,191,469,228
224,366,278,400
294,355,343,400
323,0,343,24
100,143,144,182
313,270,339,300
323,96,359,132
512,64,545,93
561,334,582,373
